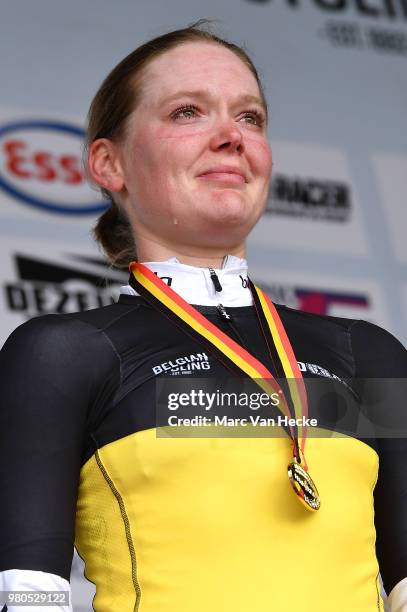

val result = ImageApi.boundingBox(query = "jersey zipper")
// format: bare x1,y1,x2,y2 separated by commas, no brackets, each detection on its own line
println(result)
208,267,250,350
217,303,247,347
208,268,223,292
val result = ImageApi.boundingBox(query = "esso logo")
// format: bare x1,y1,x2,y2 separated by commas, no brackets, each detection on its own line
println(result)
0,120,108,214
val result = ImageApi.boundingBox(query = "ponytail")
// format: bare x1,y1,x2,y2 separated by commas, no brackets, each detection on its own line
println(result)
93,202,136,269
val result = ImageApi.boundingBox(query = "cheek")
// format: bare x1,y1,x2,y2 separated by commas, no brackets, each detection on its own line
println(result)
246,135,272,178
134,125,203,174
125,135,173,195
124,129,196,214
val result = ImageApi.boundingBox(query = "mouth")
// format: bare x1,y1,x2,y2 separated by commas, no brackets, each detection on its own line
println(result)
197,166,246,185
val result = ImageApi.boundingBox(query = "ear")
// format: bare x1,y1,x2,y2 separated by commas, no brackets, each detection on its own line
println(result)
87,138,125,193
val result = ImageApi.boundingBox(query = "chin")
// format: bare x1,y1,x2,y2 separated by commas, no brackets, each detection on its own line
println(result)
208,192,251,222
195,212,255,248
203,210,250,231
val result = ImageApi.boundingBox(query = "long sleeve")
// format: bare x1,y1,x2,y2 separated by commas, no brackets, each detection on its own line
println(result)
0,314,118,611
350,321,407,609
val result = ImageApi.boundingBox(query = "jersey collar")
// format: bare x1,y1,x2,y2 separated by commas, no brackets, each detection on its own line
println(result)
120,255,253,306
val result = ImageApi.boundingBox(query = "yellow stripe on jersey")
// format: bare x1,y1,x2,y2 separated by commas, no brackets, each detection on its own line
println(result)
75,430,383,612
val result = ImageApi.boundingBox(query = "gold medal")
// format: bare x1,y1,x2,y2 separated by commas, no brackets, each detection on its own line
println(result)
288,458,321,512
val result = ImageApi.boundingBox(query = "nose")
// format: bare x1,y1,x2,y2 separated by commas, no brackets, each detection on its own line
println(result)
209,120,244,154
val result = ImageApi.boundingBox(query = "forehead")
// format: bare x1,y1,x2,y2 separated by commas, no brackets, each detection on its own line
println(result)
139,41,262,105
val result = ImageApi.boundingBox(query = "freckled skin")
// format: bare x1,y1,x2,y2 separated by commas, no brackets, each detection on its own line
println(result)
117,42,273,261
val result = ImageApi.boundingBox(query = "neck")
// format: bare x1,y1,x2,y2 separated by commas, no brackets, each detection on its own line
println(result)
133,232,246,269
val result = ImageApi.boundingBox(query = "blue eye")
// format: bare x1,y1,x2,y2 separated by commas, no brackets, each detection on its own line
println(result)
172,105,199,120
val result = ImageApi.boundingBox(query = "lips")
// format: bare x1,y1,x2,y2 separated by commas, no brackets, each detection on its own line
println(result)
197,166,246,184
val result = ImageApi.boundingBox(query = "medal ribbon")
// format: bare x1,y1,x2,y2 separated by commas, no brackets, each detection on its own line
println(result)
129,262,309,467
249,281,309,459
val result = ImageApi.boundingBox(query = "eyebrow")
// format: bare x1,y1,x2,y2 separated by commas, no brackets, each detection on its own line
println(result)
160,89,268,118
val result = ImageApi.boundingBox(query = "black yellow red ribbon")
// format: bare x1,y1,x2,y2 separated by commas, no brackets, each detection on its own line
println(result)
129,262,310,468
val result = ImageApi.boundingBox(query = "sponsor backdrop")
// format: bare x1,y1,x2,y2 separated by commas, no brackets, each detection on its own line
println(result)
1,0,406,609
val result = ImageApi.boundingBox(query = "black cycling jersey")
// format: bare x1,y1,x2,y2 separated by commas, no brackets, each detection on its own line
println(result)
1,270,407,612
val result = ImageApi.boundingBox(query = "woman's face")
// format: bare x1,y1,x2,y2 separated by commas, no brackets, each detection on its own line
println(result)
117,41,273,253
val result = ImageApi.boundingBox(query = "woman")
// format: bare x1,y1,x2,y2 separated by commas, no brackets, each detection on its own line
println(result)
1,22,407,612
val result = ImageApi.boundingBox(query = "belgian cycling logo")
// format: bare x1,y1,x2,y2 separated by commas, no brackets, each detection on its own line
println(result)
152,352,211,376
0,120,108,214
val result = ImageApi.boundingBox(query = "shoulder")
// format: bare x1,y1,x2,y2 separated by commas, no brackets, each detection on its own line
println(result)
347,319,407,377
0,301,140,380
275,302,358,333
274,301,404,344
273,303,357,355
275,303,407,376
2,299,139,349
1,313,85,358
274,304,359,329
